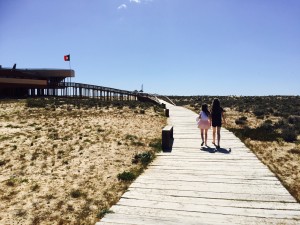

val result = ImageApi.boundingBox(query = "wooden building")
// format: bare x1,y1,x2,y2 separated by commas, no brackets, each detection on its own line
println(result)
0,65,74,98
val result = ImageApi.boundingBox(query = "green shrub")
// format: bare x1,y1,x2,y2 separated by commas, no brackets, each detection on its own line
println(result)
26,98,47,108
31,183,40,191
228,125,281,142
31,151,39,161
268,107,274,114
16,209,27,217
0,160,7,166
6,177,17,187
117,171,136,181
132,141,145,146
125,134,137,141
140,152,153,164
281,126,298,142
70,189,84,198
264,119,273,124
149,138,162,152
289,148,300,154
288,116,299,124
48,131,59,140
133,152,153,165
288,116,300,131
259,121,273,132
97,209,114,219
235,116,247,125
275,119,286,128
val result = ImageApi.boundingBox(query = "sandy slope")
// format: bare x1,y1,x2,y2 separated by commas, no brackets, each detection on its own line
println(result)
225,108,300,202
0,100,166,225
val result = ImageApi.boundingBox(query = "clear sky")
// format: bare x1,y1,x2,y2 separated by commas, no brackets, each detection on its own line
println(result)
1,0,299,96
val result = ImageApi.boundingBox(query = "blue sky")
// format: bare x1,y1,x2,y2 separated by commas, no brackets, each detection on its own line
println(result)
0,0,299,96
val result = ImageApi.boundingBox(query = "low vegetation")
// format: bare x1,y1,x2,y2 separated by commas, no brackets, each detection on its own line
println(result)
0,98,166,224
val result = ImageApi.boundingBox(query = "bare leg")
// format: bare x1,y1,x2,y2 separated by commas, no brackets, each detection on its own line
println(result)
201,129,204,145
217,126,221,147
212,127,216,144
204,129,208,145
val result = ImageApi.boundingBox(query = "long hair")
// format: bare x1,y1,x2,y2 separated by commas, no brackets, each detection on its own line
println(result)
211,98,221,114
201,103,210,117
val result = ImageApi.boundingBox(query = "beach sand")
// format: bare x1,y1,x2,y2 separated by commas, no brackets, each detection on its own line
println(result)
0,100,166,225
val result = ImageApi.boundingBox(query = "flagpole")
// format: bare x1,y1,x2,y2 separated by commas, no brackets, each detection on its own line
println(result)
68,54,71,84
64,54,72,84
69,56,71,70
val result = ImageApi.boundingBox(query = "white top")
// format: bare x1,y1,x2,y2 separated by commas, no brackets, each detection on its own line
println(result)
200,111,209,121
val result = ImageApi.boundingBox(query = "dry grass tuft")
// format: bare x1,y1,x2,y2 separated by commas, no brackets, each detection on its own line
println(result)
289,148,300,154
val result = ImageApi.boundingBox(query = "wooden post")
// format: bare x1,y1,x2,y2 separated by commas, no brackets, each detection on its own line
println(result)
164,109,169,117
162,125,174,152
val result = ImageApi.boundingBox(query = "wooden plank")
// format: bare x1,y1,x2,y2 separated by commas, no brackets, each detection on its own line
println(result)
138,171,279,181
142,168,277,178
130,181,291,196
133,178,283,188
148,159,268,166
101,213,217,225
148,164,271,172
96,222,128,225
135,175,282,185
151,159,268,167
127,186,297,203
109,205,300,224
101,212,231,225
139,172,279,182
156,153,258,159
155,156,262,161
116,196,300,219
122,192,300,211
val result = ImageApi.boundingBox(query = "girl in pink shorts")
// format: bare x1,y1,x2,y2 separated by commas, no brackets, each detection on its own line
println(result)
197,103,211,146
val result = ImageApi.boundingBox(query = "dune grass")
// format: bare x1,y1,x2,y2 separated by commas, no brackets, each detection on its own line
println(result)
0,98,166,225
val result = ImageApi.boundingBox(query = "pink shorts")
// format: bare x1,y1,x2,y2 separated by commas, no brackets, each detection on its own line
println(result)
198,119,210,129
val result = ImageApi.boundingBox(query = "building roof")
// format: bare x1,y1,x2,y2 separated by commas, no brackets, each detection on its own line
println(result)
0,67,75,87
0,67,75,78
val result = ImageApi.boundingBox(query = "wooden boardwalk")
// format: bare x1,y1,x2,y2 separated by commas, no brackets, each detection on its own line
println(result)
97,101,300,225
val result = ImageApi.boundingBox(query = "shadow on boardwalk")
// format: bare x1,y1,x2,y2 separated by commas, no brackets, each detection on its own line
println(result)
201,145,232,154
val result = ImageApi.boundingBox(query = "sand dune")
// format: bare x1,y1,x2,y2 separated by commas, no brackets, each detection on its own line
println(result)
0,100,166,225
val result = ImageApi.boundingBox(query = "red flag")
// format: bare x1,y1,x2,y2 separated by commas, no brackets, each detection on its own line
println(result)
64,54,70,61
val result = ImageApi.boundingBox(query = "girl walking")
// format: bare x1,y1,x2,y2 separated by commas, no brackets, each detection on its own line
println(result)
211,98,226,149
197,103,211,146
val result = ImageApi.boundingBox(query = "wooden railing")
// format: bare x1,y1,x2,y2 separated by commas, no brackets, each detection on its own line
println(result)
57,82,135,96
28,81,160,104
